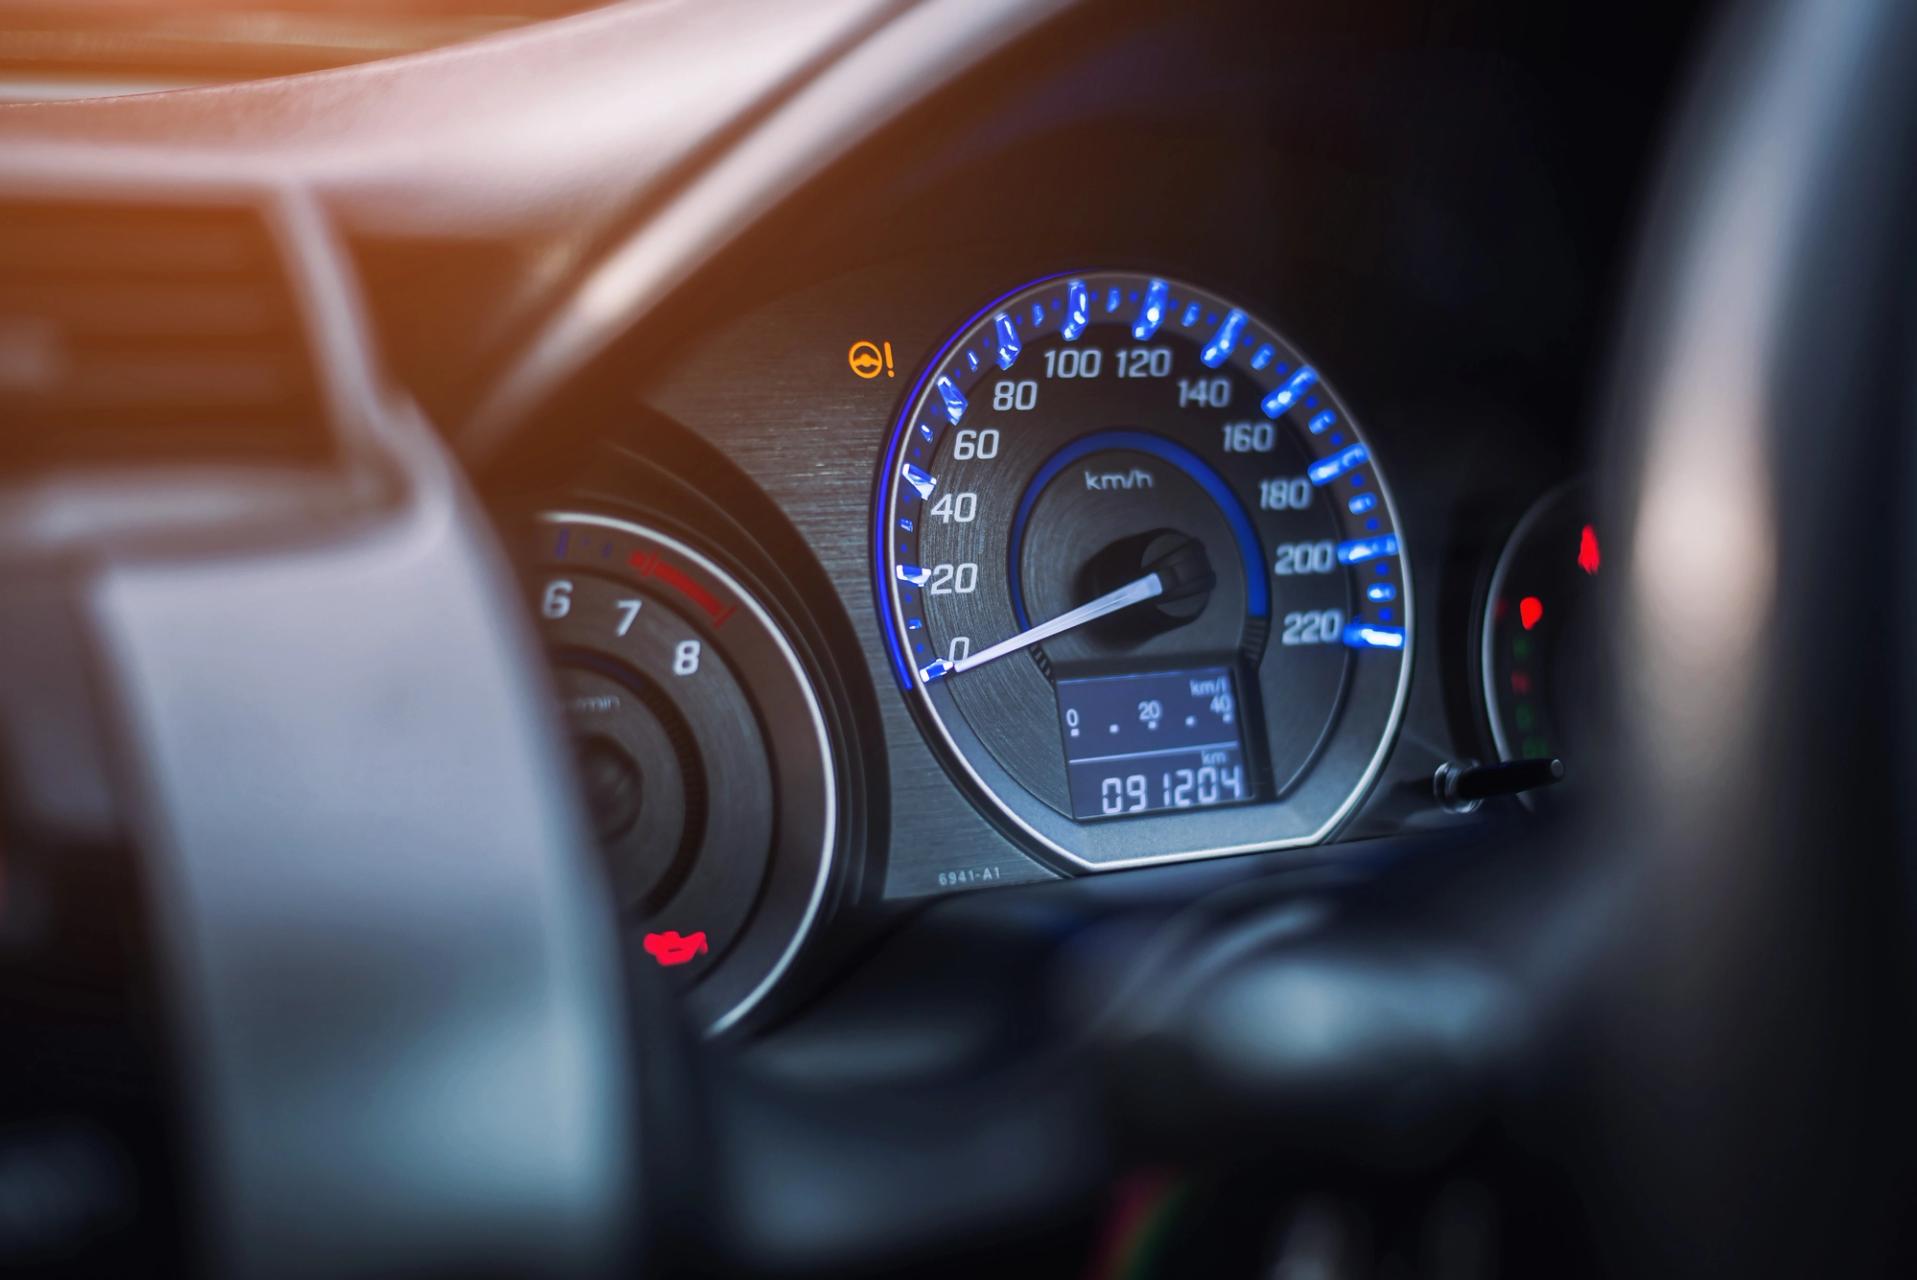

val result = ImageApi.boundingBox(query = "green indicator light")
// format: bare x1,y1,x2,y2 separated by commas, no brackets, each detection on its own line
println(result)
1512,636,1532,660
1521,736,1550,760
1514,704,1535,732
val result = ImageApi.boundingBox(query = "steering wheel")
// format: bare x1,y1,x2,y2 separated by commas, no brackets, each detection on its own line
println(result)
1,0,1911,1274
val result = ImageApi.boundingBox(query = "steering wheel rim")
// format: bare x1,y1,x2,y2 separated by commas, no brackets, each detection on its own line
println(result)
1587,0,1917,1269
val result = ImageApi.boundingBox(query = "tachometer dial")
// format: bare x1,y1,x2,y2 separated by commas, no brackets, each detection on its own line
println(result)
533,512,835,1032
875,271,1411,870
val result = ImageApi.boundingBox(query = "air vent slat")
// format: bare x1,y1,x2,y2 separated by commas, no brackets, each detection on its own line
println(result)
0,197,328,471
0,282,285,338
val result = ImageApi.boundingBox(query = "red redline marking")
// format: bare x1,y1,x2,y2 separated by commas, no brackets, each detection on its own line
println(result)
637,554,731,629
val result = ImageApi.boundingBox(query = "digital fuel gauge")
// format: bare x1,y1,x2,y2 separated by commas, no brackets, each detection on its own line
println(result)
1482,481,1601,774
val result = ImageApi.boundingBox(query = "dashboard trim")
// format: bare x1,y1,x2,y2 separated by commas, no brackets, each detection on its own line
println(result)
460,0,1077,461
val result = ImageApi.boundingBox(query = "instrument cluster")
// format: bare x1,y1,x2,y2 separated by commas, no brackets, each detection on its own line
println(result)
489,65,1599,1033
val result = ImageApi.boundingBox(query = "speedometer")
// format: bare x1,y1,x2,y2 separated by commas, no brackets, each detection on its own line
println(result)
874,271,1411,870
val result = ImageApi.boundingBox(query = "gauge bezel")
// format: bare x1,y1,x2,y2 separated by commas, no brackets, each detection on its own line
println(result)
873,270,1415,872
541,511,838,1033
1478,478,1586,770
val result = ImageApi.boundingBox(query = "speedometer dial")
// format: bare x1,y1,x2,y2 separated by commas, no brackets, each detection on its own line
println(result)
875,271,1411,870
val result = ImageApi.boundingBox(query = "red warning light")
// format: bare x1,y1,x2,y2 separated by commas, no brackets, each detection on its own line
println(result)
642,930,708,967
1577,524,1601,576
1519,596,1544,631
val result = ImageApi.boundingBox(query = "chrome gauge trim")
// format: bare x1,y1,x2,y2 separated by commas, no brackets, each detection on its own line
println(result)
540,511,838,1034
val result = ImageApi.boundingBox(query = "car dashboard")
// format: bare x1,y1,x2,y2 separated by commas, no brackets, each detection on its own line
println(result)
453,1,1692,1034
25,3,1895,1278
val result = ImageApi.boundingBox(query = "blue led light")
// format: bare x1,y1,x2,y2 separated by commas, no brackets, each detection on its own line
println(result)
1201,309,1247,368
1348,493,1376,514
1133,279,1169,340
901,462,937,501
874,269,1086,690
906,617,922,630
895,564,931,586
1180,301,1202,327
898,517,914,532
1262,366,1319,419
1343,622,1406,650
1309,443,1369,485
1250,344,1275,370
1063,279,1091,341
935,375,967,424
919,659,953,683
1366,583,1396,602
916,420,935,443
1308,410,1336,434
994,313,1022,370
1029,302,1045,326
1337,534,1400,564
1106,286,1120,312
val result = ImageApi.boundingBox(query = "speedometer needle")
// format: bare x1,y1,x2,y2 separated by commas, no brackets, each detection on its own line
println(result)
919,572,1164,683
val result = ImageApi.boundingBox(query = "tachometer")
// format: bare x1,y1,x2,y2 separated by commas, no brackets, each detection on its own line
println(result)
875,271,1411,870
533,512,835,1031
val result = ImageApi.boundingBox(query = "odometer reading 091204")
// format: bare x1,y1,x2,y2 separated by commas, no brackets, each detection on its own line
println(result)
875,271,1412,871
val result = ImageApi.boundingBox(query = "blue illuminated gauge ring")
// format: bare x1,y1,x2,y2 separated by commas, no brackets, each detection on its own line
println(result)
873,270,1413,873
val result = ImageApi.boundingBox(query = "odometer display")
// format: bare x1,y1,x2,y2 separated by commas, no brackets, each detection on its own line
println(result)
1058,667,1248,820
875,271,1412,871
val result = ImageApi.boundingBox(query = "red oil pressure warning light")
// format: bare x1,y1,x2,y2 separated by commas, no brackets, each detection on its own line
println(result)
643,930,709,967
1519,596,1545,631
